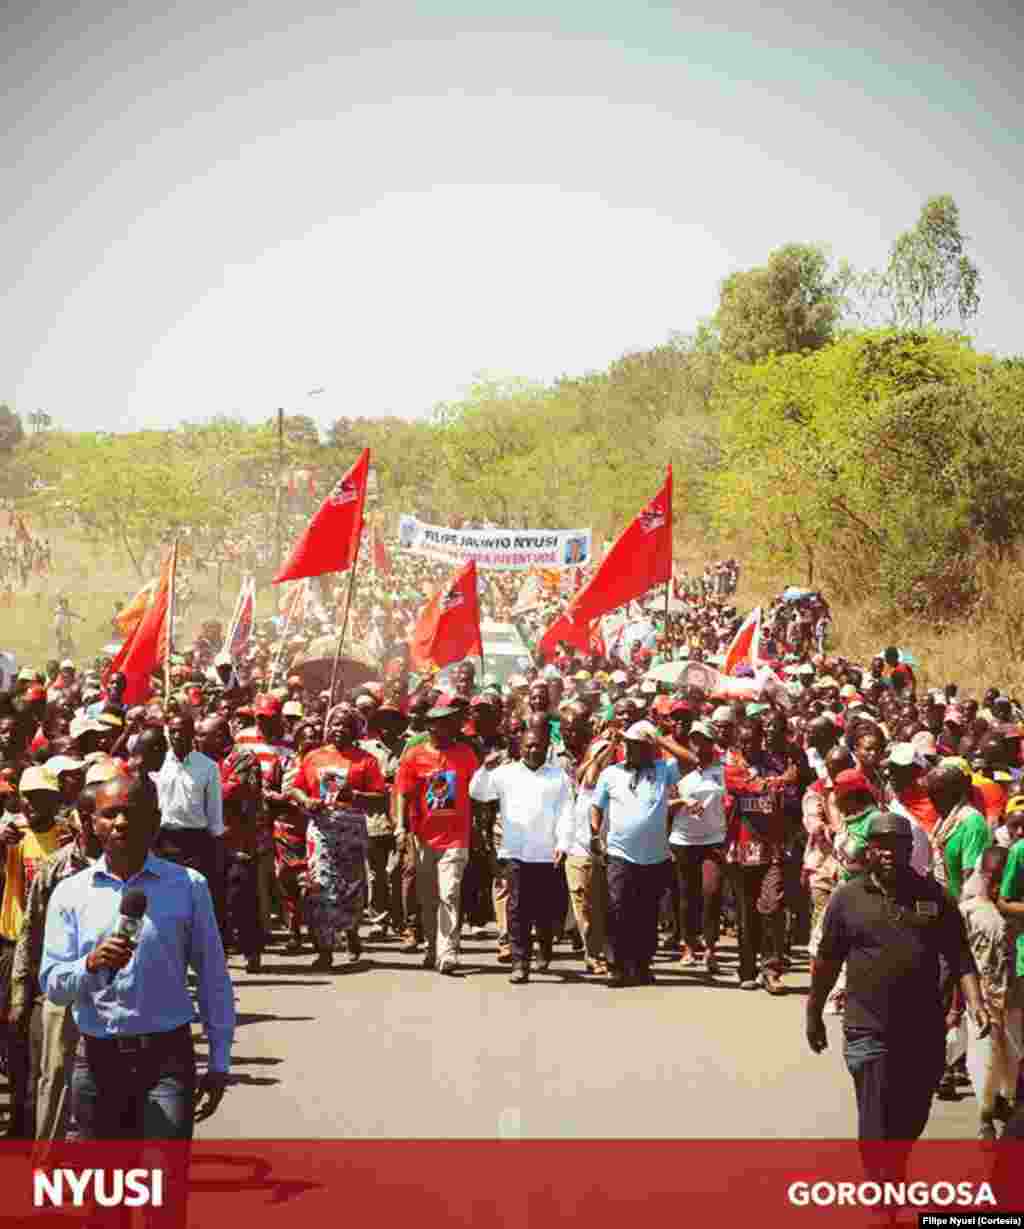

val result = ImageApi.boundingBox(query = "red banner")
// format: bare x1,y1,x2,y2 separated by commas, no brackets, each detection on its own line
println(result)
4,1140,1021,1227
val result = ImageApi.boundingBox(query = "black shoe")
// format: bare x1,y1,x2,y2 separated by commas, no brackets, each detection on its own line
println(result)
311,952,333,971
535,946,553,973
570,932,584,953
284,936,303,954
509,964,530,985
636,966,656,985
245,954,262,974
606,966,627,988
422,951,436,970
347,932,362,962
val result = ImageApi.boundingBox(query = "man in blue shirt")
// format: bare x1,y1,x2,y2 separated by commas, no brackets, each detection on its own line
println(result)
40,771,234,1140
591,721,696,987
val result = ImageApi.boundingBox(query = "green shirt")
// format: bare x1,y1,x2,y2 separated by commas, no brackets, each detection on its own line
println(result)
942,807,991,903
838,808,877,882
1000,839,1024,976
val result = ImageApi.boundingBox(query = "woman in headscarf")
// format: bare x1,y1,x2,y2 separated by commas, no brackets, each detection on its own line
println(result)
287,705,387,971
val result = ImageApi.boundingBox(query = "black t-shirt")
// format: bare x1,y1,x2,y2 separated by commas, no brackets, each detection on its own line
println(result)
817,870,975,1035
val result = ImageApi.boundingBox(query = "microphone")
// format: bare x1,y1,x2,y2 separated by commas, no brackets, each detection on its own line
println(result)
107,889,147,984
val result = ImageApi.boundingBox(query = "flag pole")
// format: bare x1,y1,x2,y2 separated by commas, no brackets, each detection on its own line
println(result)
164,539,178,705
325,555,360,735
269,580,300,693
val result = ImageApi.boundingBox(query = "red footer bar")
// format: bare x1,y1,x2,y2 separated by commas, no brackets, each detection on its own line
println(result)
4,1140,1024,1227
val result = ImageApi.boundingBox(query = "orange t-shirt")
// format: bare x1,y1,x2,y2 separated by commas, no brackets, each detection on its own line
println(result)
895,783,940,836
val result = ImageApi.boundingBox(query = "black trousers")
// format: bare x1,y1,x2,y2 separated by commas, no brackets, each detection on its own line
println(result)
367,834,400,925
729,863,785,982
504,861,562,964
672,843,726,948
606,857,671,973
156,828,224,929
225,853,263,957
844,1026,945,1182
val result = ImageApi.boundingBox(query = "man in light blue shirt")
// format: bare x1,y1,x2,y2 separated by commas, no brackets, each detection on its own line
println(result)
590,720,696,987
41,771,234,1140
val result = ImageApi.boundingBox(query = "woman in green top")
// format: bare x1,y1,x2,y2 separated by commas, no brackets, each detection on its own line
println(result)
926,762,992,901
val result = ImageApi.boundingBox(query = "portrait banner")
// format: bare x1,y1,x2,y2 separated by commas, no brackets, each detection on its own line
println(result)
397,516,592,571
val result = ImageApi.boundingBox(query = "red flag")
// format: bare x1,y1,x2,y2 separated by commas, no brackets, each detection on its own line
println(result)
538,467,672,657
273,449,369,584
409,560,483,672
107,548,174,704
372,525,391,575
723,606,762,676
537,611,592,660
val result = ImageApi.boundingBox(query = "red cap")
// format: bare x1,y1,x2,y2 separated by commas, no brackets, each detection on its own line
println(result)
254,694,282,718
24,685,46,702
669,699,692,715
832,769,874,799
186,687,202,705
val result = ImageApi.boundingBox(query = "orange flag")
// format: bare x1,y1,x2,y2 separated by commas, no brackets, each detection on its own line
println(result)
107,547,175,704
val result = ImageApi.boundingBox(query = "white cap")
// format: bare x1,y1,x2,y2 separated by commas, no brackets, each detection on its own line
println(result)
45,755,87,777
623,720,659,743
712,705,735,723
610,670,629,684
60,659,75,670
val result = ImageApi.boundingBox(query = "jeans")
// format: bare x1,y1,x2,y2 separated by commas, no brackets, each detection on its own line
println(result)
844,1026,945,1179
503,860,562,965
72,1024,197,1141
671,842,725,949
606,857,671,974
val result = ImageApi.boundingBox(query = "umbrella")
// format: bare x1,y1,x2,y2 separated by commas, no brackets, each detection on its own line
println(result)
644,660,689,685
290,637,379,695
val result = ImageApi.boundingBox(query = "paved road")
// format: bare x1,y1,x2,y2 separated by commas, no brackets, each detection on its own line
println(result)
197,929,980,1140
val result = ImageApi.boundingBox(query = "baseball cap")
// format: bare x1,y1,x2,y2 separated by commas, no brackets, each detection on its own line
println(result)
867,812,912,839
17,667,35,682
911,730,938,758
610,671,629,684
711,706,735,723
884,743,926,770
832,769,875,799
45,755,86,777
282,701,304,718
86,759,123,785
70,716,107,741
623,720,659,744
426,705,461,721
746,703,769,717
60,659,75,670
20,765,59,794
1006,795,1024,817
690,721,717,741
254,694,282,718
24,685,46,702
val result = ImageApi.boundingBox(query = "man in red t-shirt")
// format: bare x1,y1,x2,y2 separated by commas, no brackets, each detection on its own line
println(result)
396,705,479,976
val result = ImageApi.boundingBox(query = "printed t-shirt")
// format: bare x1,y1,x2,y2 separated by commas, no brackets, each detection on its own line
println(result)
395,741,479,851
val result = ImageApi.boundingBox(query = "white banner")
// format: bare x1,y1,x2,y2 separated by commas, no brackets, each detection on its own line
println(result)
398,516,592,571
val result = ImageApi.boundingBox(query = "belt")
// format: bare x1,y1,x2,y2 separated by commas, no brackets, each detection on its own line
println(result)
85,1023,191,1054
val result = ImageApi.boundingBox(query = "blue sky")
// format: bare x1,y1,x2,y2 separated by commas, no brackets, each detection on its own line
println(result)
3,0,1021,434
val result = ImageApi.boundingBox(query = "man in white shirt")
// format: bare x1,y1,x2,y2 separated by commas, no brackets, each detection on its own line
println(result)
470,723,572,984
155,713,225,915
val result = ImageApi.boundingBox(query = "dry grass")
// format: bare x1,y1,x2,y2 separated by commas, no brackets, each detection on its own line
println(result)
0,526,269,671
678,527,1024,697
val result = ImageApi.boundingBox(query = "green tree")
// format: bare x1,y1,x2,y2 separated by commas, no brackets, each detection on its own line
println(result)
855,196,981,331
715,244,845,364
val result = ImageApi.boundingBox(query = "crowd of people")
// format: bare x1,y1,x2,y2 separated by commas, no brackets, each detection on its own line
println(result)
1,543,1022,1162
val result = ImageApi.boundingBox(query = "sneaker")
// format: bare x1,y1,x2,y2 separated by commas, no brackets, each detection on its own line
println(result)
993,1095,1014,1122
703,950,719,975
978,1120,997,1141
368,924,389,940
509,965,530,985
311,953,333,971
739,979,760,991
437,959,462,977
245,954,262,974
